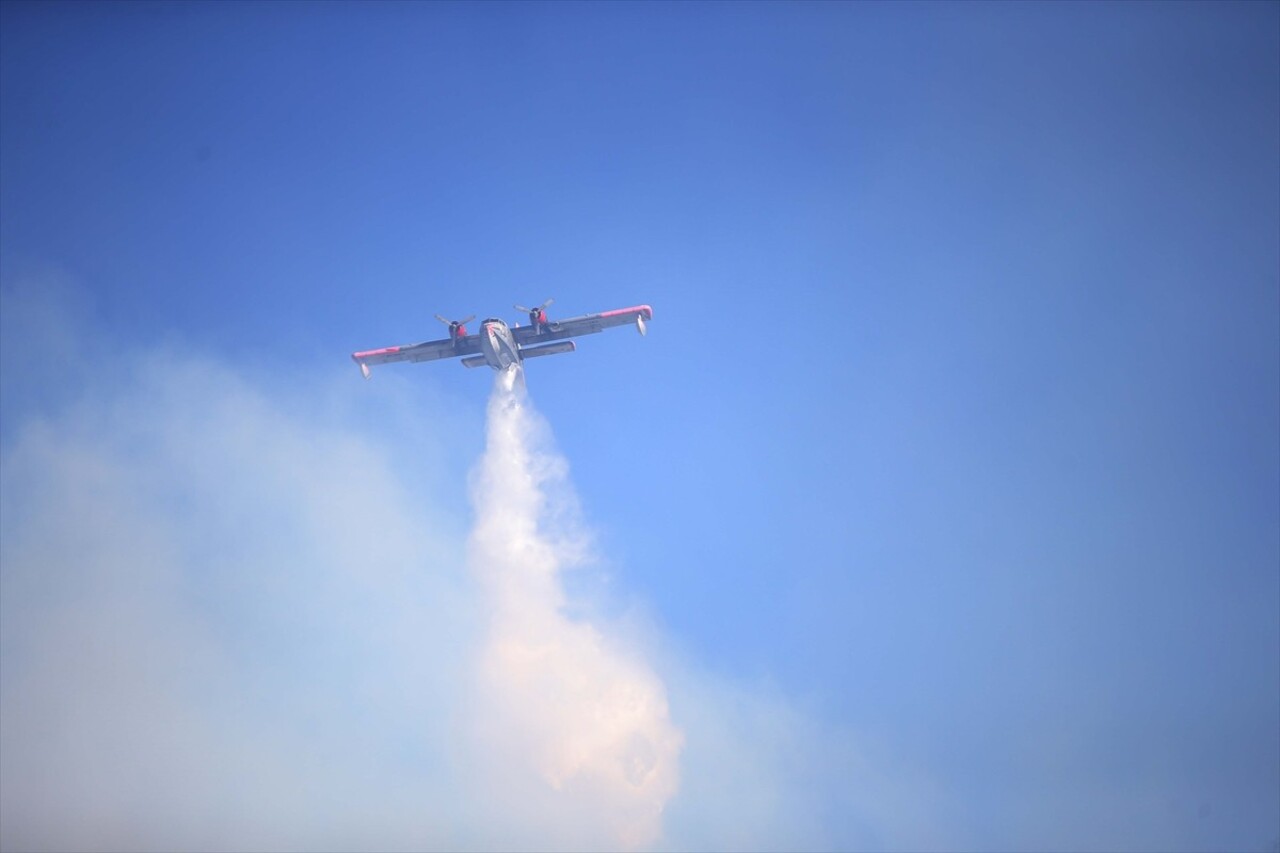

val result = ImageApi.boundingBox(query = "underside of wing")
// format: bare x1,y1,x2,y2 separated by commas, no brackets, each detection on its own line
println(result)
351,334,481,377
519,340,576,360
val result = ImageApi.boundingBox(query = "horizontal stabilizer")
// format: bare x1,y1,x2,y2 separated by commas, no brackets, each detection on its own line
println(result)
461,355,488,369
519,340,576,360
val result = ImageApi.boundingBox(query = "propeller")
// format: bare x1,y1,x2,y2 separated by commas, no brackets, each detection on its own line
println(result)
435,313,475,328
434,313,475,340
513,298,553,315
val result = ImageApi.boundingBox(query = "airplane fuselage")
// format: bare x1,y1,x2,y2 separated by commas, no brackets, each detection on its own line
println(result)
479,319,520,370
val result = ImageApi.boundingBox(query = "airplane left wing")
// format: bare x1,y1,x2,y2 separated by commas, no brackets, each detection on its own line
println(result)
512,305,652,346
351,335,480,378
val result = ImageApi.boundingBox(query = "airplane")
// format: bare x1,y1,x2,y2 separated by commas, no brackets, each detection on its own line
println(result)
351,299,652,378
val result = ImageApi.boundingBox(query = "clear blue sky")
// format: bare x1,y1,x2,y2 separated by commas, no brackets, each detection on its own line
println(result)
2,2,1277,850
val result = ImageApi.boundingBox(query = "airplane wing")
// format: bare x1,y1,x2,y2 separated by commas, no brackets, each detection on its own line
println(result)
351,334,481,378
512,305,652,346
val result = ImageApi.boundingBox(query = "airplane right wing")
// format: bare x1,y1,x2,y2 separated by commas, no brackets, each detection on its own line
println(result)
511,305,652,346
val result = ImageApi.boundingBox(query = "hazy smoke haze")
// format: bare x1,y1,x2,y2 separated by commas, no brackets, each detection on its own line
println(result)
9,281,1252,852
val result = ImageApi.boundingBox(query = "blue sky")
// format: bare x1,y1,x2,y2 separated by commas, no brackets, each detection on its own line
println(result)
2,2,1277,850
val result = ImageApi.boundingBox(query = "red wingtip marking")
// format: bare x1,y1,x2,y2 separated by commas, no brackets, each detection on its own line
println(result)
352,346,401,361
600,304,653,320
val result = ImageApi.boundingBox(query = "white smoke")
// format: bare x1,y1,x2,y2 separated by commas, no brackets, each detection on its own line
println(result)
464,366,682,850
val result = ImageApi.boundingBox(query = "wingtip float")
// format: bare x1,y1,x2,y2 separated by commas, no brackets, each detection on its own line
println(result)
352,302,651,378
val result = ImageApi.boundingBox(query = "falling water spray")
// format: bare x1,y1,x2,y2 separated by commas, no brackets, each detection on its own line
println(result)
466,365,682,849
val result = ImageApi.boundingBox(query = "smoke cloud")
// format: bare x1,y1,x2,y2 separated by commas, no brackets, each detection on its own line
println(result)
0,321,480,850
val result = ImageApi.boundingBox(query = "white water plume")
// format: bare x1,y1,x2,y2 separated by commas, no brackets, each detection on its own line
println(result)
466,366,682,849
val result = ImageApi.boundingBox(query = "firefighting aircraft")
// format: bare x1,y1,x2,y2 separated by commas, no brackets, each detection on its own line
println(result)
351,299,652,378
